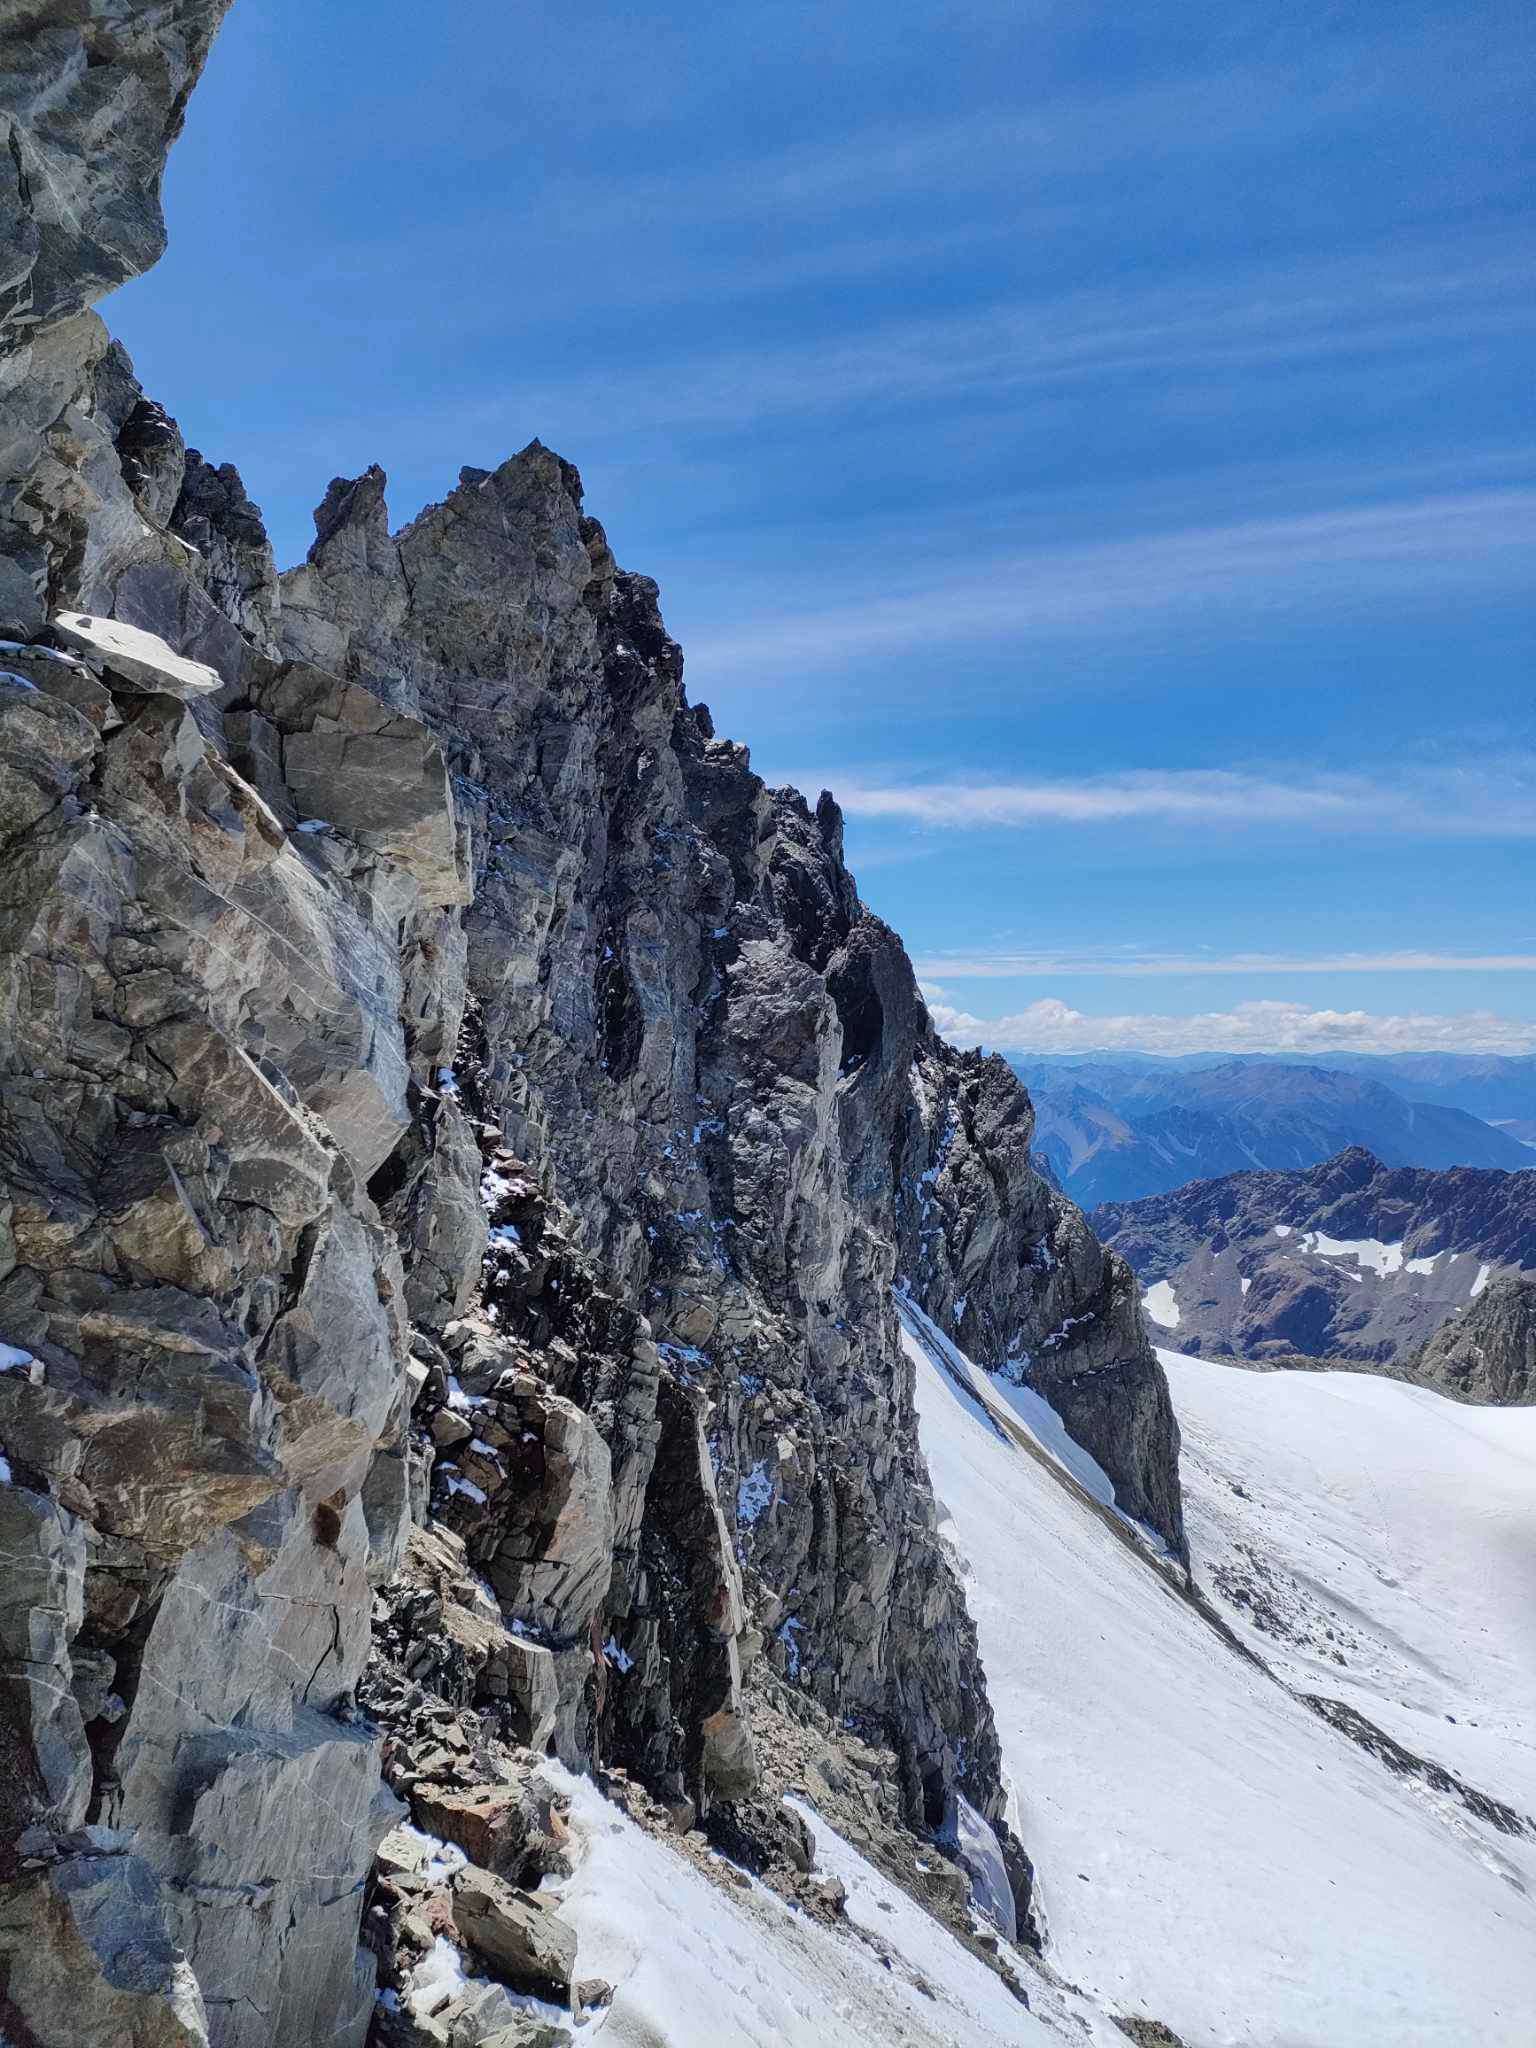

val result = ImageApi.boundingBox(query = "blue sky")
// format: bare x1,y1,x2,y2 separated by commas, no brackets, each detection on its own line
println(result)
110,0,1536,1054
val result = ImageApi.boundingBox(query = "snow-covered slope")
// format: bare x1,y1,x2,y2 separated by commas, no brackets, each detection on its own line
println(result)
1165,1348,1536,1827
546,1766,1126,2046
906,1315,1536,2048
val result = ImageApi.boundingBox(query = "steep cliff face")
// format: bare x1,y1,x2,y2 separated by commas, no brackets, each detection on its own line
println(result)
279,441,1184,1550
0,11,1182,2045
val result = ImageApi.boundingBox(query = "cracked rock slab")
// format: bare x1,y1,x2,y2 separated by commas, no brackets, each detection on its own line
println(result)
450,1864,577,1995
0,1843,212,2048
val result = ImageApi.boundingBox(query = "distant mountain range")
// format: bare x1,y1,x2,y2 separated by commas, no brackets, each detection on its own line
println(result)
1095,1145,1536,1401
1009,1052,1536,1207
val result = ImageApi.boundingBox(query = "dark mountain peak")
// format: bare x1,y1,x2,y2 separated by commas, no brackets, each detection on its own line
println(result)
1321,1144,1386,1183
1099,1150,1536,1398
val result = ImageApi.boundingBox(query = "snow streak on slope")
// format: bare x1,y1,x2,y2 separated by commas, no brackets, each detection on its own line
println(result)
907,1319,1536,2048
1164,1349,1536,1824
897,1292,1150,1537
546,1765,1125,2047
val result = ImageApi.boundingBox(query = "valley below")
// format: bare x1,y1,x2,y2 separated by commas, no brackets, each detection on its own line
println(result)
1015,1056,1536,1209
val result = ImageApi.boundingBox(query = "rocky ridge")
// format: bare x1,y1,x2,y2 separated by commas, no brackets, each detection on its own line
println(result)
1406,1274,1536,1405
1097,1145,1536,1396
0,8,1182,2045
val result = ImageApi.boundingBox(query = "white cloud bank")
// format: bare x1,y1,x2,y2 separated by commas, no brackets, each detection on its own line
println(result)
922,994,1536,1057
826,762,1536,838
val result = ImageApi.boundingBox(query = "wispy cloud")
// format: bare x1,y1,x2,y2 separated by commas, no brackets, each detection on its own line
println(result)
810,761,1536,839
915,950,1536,981
687,489,1536,675
923,995,1536,1057
308,228,1533,480
338,39,1490,279
512,236,1532,440
520,62,1380,230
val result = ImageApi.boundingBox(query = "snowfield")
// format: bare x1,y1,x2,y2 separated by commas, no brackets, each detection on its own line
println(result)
1164,1348,1536,1834
1141,1277,1181,1327
547,1764,1127,2046
906,1314,1536,2048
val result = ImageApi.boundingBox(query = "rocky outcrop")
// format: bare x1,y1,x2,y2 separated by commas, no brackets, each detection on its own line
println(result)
1407,1275,1536,1404
0,10,1184,2045
166,450,280,653
1098,1145,1536,1390
0,0,234,347
892,1038,1181,1544
0,603,456,2045
0,1,238,634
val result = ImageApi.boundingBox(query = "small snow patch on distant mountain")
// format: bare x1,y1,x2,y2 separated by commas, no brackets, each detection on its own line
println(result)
1142,1278,1180,1328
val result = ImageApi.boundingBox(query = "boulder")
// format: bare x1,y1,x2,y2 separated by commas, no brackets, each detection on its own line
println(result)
450,1865,576,1995
411,1784,539,1877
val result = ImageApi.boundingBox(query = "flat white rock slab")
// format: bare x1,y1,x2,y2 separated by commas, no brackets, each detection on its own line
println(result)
51,611,222,697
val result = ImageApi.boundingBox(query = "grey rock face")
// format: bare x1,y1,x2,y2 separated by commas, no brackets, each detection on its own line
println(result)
891,1035,1182,1548
279,464,414,710
0,11,1185,2041
0,568,466,2041
0,312,167,635
0,1482,91,1831
0,0,235,348
1407,1275,1536,1404
116,388,188,527
0,1836,213,2048
168,450,280,652
0,428,1186,2036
